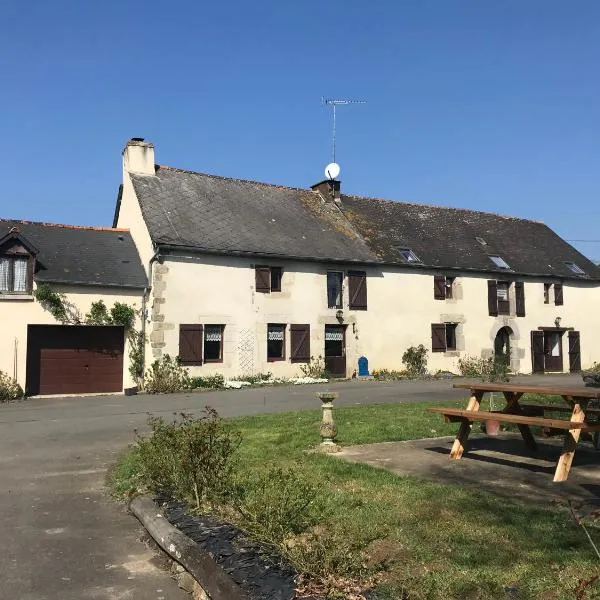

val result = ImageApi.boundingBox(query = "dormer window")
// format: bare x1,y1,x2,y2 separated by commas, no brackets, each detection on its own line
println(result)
400,248,421,263
565,262,586,276
0,256,28,293
0,230,37,295
489,255,510,269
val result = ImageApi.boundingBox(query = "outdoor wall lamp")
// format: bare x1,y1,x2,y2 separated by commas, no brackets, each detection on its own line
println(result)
336,309,344,321
554,316,562,328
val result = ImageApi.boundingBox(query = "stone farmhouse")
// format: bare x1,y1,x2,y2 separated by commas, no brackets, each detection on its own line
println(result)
113,138,600,379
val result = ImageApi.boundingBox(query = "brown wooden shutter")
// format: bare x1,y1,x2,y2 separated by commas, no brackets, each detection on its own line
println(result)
255,266,271,293
487,280,498,316
290,324,310,362
179,324,203,365
348,271,367,310
568,331,581,372
554,283,564,306
431,323,446,353
531,330,545,373
433,275,446,300
515,281,525,317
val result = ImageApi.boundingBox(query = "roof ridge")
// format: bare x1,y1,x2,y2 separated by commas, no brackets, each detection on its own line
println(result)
341,193,546,225
156,164,313,194
0,219,130,233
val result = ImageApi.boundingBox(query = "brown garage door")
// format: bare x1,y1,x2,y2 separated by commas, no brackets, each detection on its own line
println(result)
26,325,124,396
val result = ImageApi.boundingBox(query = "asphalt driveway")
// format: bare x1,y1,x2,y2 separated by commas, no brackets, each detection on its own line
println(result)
0,374,580,599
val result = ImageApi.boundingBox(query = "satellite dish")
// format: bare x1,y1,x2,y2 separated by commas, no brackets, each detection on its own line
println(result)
324,162,340,180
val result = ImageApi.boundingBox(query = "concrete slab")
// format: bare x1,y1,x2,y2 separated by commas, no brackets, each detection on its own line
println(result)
337,433,600,514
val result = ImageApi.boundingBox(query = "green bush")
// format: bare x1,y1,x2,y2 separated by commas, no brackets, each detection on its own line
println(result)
457,355,510,382
230,372,273,384
0,371,24,402
299,356,329,379
144,355,191,393
402,345,428,376
232,467,322,546
372,369,409,381
135,409,242,510
190,373,225,389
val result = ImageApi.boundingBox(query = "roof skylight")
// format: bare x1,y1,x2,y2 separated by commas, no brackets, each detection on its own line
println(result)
565,262,586,275
399,248,422,263
489,255,510,269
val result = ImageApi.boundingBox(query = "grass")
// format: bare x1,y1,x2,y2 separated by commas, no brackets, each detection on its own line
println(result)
109,399,600,599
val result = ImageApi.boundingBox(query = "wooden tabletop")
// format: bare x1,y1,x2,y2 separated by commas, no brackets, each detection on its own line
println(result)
453,382,600,398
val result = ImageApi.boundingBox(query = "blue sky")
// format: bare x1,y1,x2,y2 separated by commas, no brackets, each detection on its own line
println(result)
1,1,599,258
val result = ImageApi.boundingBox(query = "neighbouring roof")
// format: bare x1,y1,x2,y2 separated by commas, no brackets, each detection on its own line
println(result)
0,220,148,289
131,166,600,281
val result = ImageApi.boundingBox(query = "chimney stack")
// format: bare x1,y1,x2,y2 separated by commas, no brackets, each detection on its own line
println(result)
311,179,341,204
122,138,155,175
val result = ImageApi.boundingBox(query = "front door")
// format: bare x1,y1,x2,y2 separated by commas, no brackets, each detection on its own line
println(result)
544,331,564,372
324,325,346,378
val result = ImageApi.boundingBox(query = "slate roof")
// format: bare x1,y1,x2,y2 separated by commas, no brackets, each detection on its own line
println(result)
130,166,600,281
0,220,148,289
131,167,377,263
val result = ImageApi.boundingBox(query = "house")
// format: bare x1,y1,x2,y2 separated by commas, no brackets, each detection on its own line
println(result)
115,138,600,378
0,221,147,395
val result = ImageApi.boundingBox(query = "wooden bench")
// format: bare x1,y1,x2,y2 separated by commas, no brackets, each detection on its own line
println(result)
429,383,600,481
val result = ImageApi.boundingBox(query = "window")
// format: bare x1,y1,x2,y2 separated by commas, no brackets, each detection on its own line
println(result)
399,248,421,263
255,266,283,293
267,324,286,361
496,281,510,315
0,256,29,293
565,262,586,276
543,283,551,304
489,255,511,269
290,324,310,362
204,325,224,362
327,271,343,308
434,275,455,300
270,267,282,292
348,270,367,310
179,324,224,365
431,323,457,352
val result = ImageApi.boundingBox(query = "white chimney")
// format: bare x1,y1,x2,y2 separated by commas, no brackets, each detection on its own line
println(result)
122,138,155,175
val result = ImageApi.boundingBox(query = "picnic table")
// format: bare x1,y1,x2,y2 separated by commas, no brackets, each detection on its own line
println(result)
428,382,600,482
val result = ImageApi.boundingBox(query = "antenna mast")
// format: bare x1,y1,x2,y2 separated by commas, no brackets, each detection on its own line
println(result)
322,97,366,163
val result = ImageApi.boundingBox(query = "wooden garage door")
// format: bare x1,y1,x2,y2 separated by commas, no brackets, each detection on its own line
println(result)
26,325,124,395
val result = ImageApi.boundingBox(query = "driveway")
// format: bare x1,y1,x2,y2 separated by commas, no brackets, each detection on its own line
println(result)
0,374,580,599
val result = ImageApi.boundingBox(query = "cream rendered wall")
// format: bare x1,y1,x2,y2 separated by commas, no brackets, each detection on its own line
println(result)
0,285,143,392
149,254,600,378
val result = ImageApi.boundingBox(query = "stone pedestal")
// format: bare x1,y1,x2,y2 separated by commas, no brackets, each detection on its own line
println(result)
317,391,340,453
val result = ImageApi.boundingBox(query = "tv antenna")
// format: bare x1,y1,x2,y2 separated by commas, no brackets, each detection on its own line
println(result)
322,97,366,165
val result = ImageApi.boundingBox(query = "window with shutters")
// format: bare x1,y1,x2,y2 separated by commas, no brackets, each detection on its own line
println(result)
431,323,457,352
327,271,343,308
348,270,367,310
255,266,283,293
290,324,310,362
267,324,286,361
179,324,204,365
204,325,224,362
434,276,455,300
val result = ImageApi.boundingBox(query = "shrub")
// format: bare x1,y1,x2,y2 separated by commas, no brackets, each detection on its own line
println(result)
0,371,24,402
190,373,225,389
457,355,510,382
230,372,273,384
135,409,242,510
232,467,322,546
402,345,428,376
299,356,329,379
372,369,408,381
144,355,192,393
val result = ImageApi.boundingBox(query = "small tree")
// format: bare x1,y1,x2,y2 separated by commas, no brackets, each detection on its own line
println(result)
402,345,428,376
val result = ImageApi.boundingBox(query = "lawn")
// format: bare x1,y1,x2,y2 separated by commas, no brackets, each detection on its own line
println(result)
110,398,600,600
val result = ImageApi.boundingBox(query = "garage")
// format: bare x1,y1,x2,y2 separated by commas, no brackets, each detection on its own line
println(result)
26,325,125,396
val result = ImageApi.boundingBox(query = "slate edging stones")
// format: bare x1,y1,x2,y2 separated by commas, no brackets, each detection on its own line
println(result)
130,496,248,600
